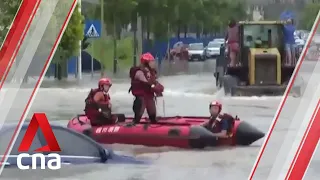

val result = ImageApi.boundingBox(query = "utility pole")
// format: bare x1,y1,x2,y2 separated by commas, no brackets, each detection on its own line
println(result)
100,0,104,76
113,13,118,74
133,12,137,66
137,16,142,59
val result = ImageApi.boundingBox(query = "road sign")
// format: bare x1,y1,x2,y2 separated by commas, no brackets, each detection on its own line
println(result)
85,20,101,38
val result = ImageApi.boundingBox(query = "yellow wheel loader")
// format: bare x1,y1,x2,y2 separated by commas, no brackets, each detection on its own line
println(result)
214,21,302,96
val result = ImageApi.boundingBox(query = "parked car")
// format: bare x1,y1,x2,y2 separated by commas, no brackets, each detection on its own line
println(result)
212,38,225,43
295,30,309,40
188,43,205,61
205,41,224,58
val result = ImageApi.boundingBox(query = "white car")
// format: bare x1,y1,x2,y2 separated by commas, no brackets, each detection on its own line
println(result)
295,39,305,46
212,38,225,43
188,43,205,61
205,41,223,58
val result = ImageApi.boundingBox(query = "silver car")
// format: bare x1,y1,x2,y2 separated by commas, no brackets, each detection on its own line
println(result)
205,41,223,58
188,43,205,61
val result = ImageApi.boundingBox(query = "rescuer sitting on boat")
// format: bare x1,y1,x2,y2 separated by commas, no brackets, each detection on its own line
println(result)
129,52,164,125
205,101,235,138
84,78,116,126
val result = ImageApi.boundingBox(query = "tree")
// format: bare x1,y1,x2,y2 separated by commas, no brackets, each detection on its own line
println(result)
104,0,137,37
103,0,137,73
0,1,84,80
136,0,157,40
301,2,320,30
0,0,22,43
81,0,248,74
175,0,195,38
202,0,224,36
52,4,84,79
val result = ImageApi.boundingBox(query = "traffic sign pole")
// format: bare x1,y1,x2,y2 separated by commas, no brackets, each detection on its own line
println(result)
84,18,102,78
91,42,94,78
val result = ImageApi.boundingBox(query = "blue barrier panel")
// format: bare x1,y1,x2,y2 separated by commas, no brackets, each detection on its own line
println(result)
68,56,77,74
66,51,101,74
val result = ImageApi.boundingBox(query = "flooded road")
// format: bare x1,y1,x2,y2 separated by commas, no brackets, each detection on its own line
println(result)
0,60,299,179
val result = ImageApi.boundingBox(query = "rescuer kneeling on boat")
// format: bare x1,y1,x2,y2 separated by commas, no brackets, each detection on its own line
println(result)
129,52,164,124
206,101,235,138
84,78,115,126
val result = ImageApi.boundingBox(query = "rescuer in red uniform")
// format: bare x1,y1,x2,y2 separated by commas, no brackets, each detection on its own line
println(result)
206,101,235,138
84,78,115,126
129,53,164,124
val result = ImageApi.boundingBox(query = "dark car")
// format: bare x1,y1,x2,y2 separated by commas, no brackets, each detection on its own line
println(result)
0,124,150,168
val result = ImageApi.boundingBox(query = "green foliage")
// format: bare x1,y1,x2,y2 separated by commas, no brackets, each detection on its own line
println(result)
301,2,320,30
0,0,22,42
0,1,83,66
52,4,84,64
88,0,248,40
85,36,133,70
79,0,247,71
1,0,248,75
104,0,138,34
1,0,247,50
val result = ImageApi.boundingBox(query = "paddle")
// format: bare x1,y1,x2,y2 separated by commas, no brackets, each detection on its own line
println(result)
153,81,165,118
162,97,166,117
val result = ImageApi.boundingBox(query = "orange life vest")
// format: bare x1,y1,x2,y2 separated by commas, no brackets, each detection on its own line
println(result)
84,88,110,113
129,66,156,97
211,113,235,137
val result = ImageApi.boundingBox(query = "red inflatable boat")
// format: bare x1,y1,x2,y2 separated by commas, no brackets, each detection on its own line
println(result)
67,115,265,149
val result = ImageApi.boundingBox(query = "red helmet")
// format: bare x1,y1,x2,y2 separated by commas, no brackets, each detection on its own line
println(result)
209,100,222,111
98,78,112,87
140,53,155,64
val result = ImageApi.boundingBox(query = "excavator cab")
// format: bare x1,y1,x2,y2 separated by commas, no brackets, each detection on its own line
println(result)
215,21,300,96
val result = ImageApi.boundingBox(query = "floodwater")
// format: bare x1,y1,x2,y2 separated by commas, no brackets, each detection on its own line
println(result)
2,60,318,180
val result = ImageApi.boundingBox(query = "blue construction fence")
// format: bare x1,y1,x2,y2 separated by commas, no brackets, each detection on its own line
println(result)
46,36,222,76
46,51,101,76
